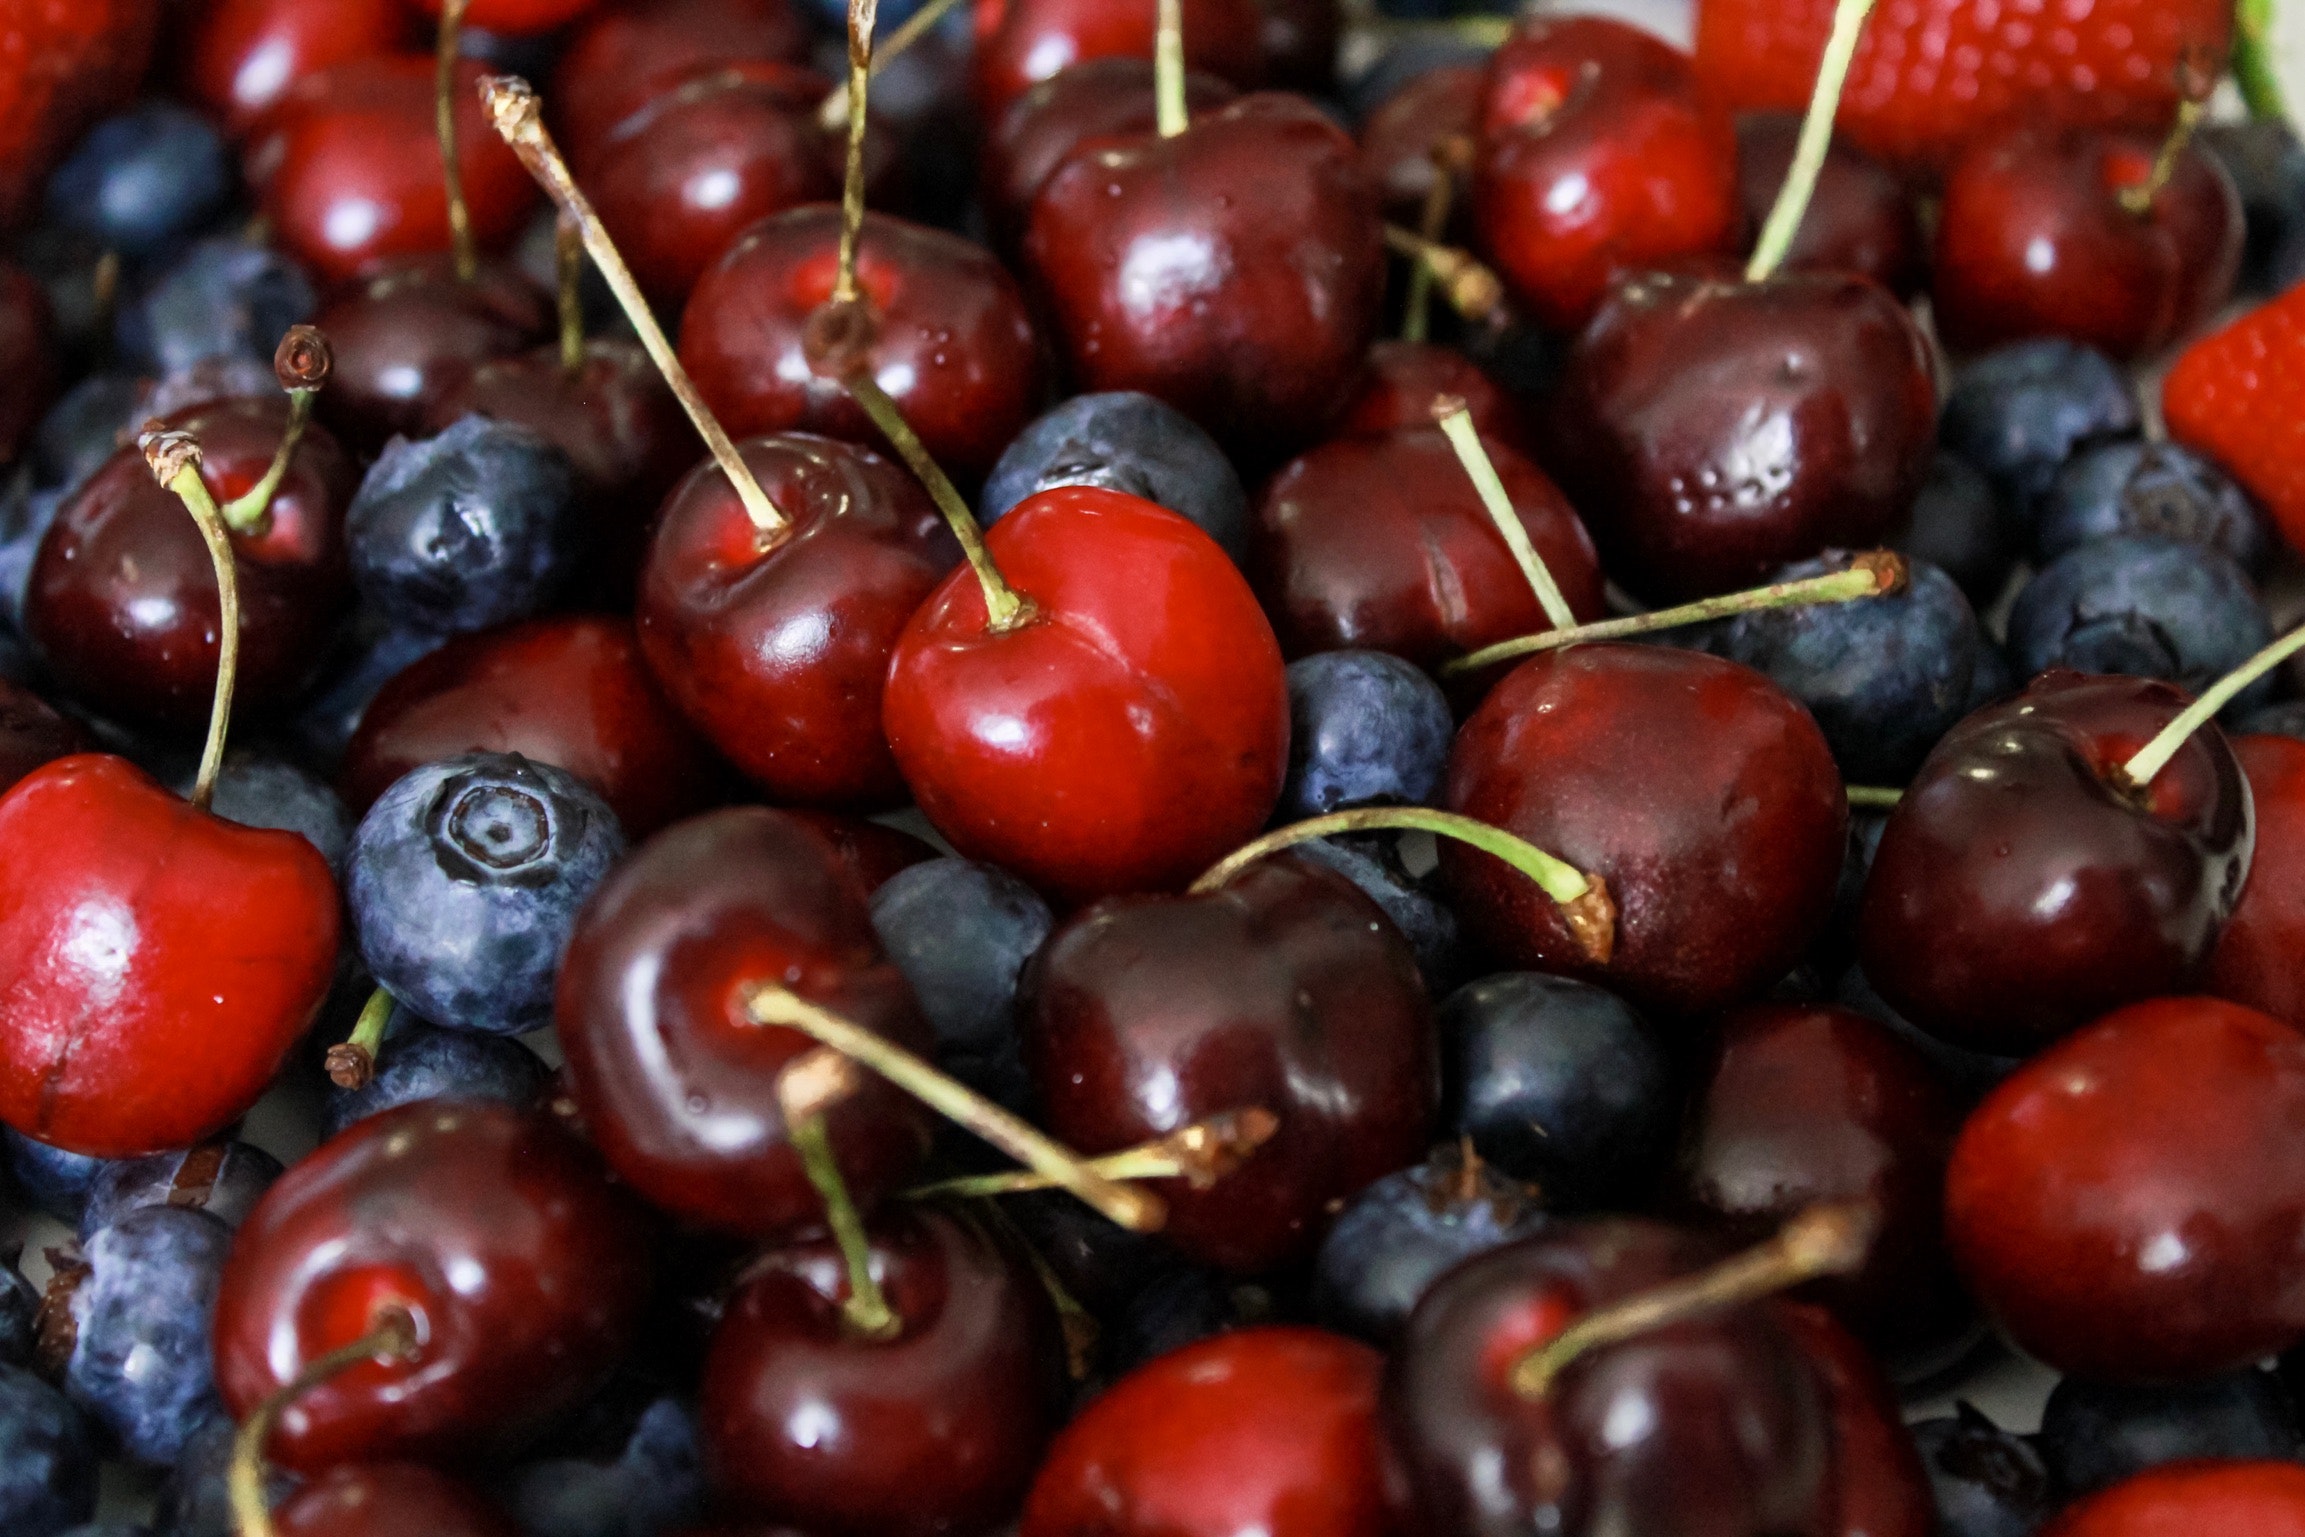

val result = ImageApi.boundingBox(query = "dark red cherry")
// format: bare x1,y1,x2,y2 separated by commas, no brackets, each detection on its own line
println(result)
1358,62,1481,231
1858,672,2253,1056
552,0,812,171
1775,1303,1932,1537
0,262,55,465
215,1100,654,1469
2044,1461,2305,1536
190,0,413,137
1735,113,1923,295
0,754,339,1156
1933,121,2243,360
318,257,555,450
1442,643,1847,1020
555,807,932,1236
882,485,1289,903
1945,995,2305,1380
1255,0,1336,96
636,434,959,809
1021,1327,1391,1537
1543,267,1937,602
1027,853,1435,1272
981,57,1237,247
783,808,937,895
341,614,726,837
0,677,86,795
1250,424,1602,668
27,395,354,728
412,0,604,34
1336,339,1525,449
274,1464,518,1537
974,0,1262,122
2209,734,2305,1029
681,206,1043,485
699,1206,1060,1535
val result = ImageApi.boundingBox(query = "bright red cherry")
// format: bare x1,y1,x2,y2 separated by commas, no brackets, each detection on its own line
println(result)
1336,340,1525,448
974,0,1262,122
0,0,160,229
1945,996,2305,1381
981,57,1236,247
413,0,604,35
1021,1328,1391,1537
2208,735,2305,1028
1358,63,1481,230
0,679,86,795
319,257,554,450
189,0,412,137
274,1464,519,1537
0,263,55,465
882,485,1289,904
1776,1303,1932,1537
552,0,812,171
1735,113,1923,295
2045,1462,2305,1536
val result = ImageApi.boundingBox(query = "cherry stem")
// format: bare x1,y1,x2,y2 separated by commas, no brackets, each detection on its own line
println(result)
2119,621,2305,790
141,426,241,812
1190,808,1616,964
975,1200,1100,1379
2117,96,2208,216
745,983,1166,1232
556,210,586,375
219,325,332,532
1400,137,1466,345
778,1046,903,1341
906,1108,1281,1200
1434,397,1577,631
1745,0,1878,283
228,1307,420,1537
1442,552,1907,676
1383,225,1504,324
437,0,478,283
324,986,395,1092
480,75,790,537
1508,1201,1878,1399
1846,785,1903,809
2235,0,2287,123
1155,0,1188,137
91,251,122,347
817,0,969,129
833,0,878,306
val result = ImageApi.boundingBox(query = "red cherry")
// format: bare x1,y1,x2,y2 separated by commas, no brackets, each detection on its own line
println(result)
2208,735,2305,1028
1336,340,1525,448
882,485,1289,903
1734,113,1923,295
1255,0,1336,96
974,0,1262,122
0,679,86,796
274,1464,519,1537
1020,1327,1391,1537
0,754,339,1156
552,0,812,171
0,262,55,465
189,0,412,137
1945,995,2305,1381
2044,1461,2305,1536
318,257,554,450
1775,1303,1933,1537
412,0,604,35
782,808,937,895
981,57,1236,247
1358,63,1481,230
0,0,159,229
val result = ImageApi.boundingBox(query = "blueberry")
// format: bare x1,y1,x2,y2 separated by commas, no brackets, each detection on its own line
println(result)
0,481,64,631
504,1396,707,1537
1279,650,1454,819
158,1412,297,1537
0,624,33,685
1819,811,1888,968
32,373,141,493
143,355,276,423
2037,439,2274,575
116,237,315,376
0,1253,36,1368
172,752,353,873
981,392,1250,560
1940,339,2140,522
1290,835,1467,995
2240,699,2305,742
2038,1368,2303,1495
321,1005,551,1141
63,1205,229,1464
0,1364,98,1537
347,416,580,635
2008,535,2273,704
869,858,1050,1111
77,1140,282,1241
1893,450,2017,607
1909,1403,2056,1537
288,617,451,773
46,105,234,261
348,752,625,1035
1313,1143,1547,1346
3,1128,108,1225
2206,120,2305,294
1003,1189,1176,1316
1967,634,2017,712
57,1525,150,1537
1835,965,2019,1106
1439,972,1673,1209
1100,1267,1253,1384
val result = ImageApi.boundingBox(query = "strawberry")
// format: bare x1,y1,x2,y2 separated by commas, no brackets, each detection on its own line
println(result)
1692,0,2230,172
0,0,162,230
2164,280,2305,556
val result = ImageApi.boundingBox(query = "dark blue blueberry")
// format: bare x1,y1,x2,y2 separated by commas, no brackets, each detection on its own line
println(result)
0,1364,98,1537
504,1396,707,1537
0,481,65,632
1099,1267,1252,1385
77,1140,282,1242
321,1005,551,1141
0,622,35,684
1835,965,2018,1106
1291,835,1467,995
32,373,142,493
3,1128,108,1225
348,752,625,1035
64,1205,229,1465
1345,39,1493,120
57,1524,151,1537
1004,1188,1175,1315
2038,1368,2303,1496
2207,120,2305,295
288,618,451,773
869,858,1050,1113
172,753,353,873
2008,535,2273,704
457,24,561,77
1967,635,2017,712
1313,1143,1546,1346
1819,811,1889,968
1439,972,1672,1209
1909,1403,2056,1537
2037,439,2274,574
347,415,580,634
46,105,234,261
116,237,315,376
2240,699,2305,742
0,1253,36,1368
1279,650,1454,819
1705,554,1981,785
1893,449,2018,607
980,392,1249,560
157,1412,296,1537
1940,339,2141,522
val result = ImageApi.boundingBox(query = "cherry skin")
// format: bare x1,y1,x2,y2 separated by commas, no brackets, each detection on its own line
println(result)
1933,122,2243,361
1028,853,1436,1272
27,395,355,729
1250,424,1603,668
1020,1327,1392,1537
882,485,1289,904
1945,996,2305,1381
214,1100,654,1469
1735,114,1923,296
2208,735,2305,1028
1024,93,1386,460
636,434,959,809
555,807,932,1237
1858,672,2253,1056
2044,1461,2305,1536
981,57,1236,248
973,0,1262,123
189,0,412,138
1774,1303,1932,1537
0,263,55,466
1256,0,1335,96
1442,643,1847,1020
1337,340,1526,449
412,0,604,34
783,808,938,895
0,755,339,1157
1358,62,1482,230
699,1207,1060,1536
0,680,85,795
340,614,726,838
552,0,812,173
274,1464,519,1537
318,257,555,451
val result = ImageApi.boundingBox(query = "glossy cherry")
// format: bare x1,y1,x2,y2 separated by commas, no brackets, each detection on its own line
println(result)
0,678,86,796
700,1206,1060,1535
274,1463,519,1537
974,0,1262,122
1358,63,1482,231
786,808,938,895
552,0,813,172
1734,113,1922,295
1859,672,2253,1055
2044,1461,2305,1536
1945,995,2305,1380
189,0,413,137
2209,735,2305,1028
318,257,555,450
1442,643,1847,1020
1775,1303,1932,1537
981,57,1236,246
0,263,55,466
883,485,1289,903
1338,340,1526,448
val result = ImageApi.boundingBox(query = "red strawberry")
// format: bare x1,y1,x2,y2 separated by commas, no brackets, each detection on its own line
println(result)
1692,0,2229,172
0,0,163,230
2164,280,2305,556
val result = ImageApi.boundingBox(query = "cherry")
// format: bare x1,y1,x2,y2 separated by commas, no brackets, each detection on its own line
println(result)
974,0,1262,122
785,809,937,895
2208,734,2305,1028
273,1463,519,1537
214,1100,654,1468
1442,643,1846,1020
0,263,55,467
2044,1461,2305,1536
1020,1327,1392,1537
552,0,813,172
1734,113,1922,295
1945,995,2305,1381
318,257,555,450
413,0,604,33
883,485,1289,903
699,1206,1060,1535
0,679,86,795
339,614,727,838
1255,0,1335,96
981,57,1236,247
1858,672,2252,1056
1775,1303,1932,1537
1358,62,1481,231
636,433,959,808
555,807,932,1236
188,0,413,138
1337,340,1525,449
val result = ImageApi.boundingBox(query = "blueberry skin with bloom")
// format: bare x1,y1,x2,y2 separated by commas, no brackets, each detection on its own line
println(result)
115,237,315,376
157,1413,295,1537
0,1365,98,1537
981,392,1251,560
2008,535,2274,704
3,1127,106,1224
0,483,65,631
1909,1403,2055,1537
176,753,353,873
2037,439,2274,575
347,752,626,1036
320,1005,550,1141
1894,450,2016,608
64,1205,230,1466
2038,1368,2304,1495
32,374,142,494
504,1396,707,1537
870,857,1051,1109
46,106,234,261
78,1140,282,1241
347,415,580,635
1292,833,1467,995
1313,1143,1547,1347
1939,338,2140,520
0,1256,35,1368
1279,650,1454,820
288,617,450,773
2241,700,2305,742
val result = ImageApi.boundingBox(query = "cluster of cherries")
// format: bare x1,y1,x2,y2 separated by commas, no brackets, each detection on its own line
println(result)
1,0,2305,1532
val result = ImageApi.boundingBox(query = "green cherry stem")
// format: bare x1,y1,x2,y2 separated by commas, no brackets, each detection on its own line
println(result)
1434,396,1577,631
832,0,878,306
1400,136,1468,344
229,1307,421,1537
1846,785,1904,809
556,210,586,375
1745,0,1879,283
778,1047,903,1341
2235,0,2289,123
218,325,332,532
140,426,241,812
1155,0,1188,137
1383,224,1506,324
906,1108,1281,1200
324,986,397,1091
2119,621,2305,790
437,0,478,282
816,0,970,129
2117,75,2212,216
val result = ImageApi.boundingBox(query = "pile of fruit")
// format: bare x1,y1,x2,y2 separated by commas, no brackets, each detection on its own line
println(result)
2,0,2305,1531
